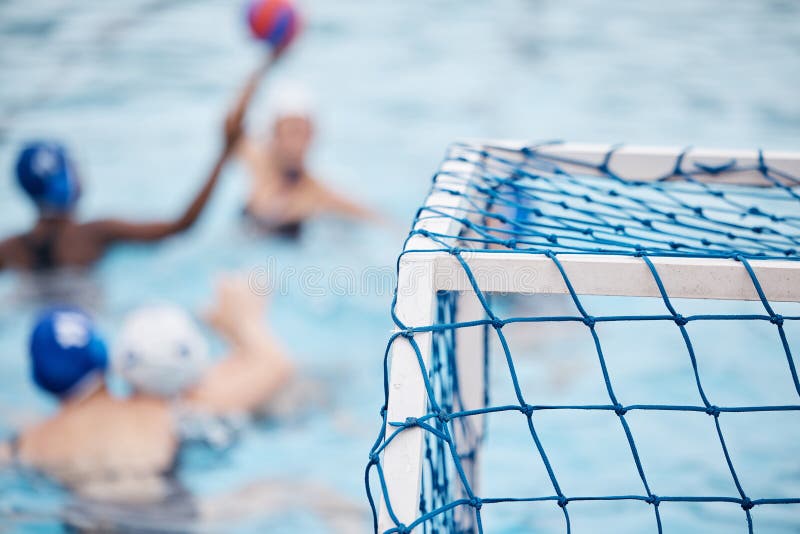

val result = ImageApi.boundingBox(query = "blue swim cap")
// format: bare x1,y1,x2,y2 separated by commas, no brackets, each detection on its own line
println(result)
29,308,108,398
15,141,81,213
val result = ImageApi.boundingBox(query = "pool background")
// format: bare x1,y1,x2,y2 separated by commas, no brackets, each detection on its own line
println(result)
0,0,798,532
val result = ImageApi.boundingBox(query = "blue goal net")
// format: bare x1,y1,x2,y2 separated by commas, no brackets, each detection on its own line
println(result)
366,142,800,534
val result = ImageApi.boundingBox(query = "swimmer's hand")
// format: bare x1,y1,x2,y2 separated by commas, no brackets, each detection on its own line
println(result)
203,274,267,344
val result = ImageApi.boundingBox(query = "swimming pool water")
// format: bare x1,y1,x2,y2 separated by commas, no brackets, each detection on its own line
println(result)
0,0,798,532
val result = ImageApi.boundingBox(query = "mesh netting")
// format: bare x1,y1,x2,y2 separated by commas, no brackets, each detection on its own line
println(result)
366,143,800,534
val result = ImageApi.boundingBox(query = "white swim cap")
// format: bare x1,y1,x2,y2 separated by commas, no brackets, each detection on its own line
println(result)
113,304,210,398
264,80,315,124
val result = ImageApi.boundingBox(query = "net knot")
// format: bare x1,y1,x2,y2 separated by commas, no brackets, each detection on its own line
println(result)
495,214,508,224
705,405,721,417
785,249,797,257
403,417,419,427
416,229,431,238
448,246,461,256
557,496,569,508
770,315,784,327
491,318,505,329
400,329,415,339
669,241,682,250
614,404,628,416
547,234,559,244
673,315,689,327
505,238,518,249
695,159,736,174
752,226,764,234
583,316,596,328
545,250,556,259
369,452,379,465
469,497,483,510
396,523,409,534
693,207,704,216
614,225,626,234
437,410,451,423
646,494,661,506
380,406,387,418
701,238,712,247
666,212,677,220
748,206,763,216
608,189,619,197
521,404,534,417
726,232,737,241
741,498,754,511
582,228,594,236
532,208,543,217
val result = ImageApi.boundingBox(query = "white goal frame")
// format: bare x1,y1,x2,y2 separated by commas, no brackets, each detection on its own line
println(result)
378,142,800,532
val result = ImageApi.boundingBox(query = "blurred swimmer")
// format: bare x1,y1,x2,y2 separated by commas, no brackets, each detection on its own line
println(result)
115,275,295,417
0,105,244,272
0,308,178,496
1,277,294,489
0,309,360,531
232,78,380,238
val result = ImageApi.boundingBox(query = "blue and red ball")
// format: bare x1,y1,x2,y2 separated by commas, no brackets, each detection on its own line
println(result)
246,0,301,53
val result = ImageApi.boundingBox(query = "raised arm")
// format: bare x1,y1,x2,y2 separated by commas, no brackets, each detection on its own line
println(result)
184,275,294,415
227,55,273,155
88,142,235,244
91,57,273,244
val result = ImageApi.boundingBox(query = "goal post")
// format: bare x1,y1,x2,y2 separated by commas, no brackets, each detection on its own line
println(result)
371,142,800,533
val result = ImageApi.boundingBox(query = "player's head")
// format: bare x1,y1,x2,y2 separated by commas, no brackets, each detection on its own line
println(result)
266,82,314,168
113,304,210,398
29,308,108,400
16,141,81,216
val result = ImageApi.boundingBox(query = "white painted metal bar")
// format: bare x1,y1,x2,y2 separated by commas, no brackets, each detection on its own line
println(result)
434,252,800,302
453,290,486,531
378,145,481,531
465,140,800,186
378,256,437,531
405,146,485,252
